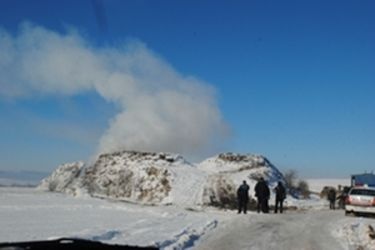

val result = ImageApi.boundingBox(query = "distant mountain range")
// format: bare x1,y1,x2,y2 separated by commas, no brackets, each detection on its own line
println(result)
0,170,49,187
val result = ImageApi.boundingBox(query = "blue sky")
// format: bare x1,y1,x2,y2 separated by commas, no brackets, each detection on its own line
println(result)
0,0,374,177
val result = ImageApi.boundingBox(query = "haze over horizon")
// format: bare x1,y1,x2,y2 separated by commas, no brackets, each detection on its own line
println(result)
0,0,374,178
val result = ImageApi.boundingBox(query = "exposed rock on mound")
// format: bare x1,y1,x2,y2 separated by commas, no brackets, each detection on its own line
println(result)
202,175,237,209
82,151,187,204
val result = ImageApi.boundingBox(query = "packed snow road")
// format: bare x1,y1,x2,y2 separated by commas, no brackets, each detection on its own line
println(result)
195,210,345,250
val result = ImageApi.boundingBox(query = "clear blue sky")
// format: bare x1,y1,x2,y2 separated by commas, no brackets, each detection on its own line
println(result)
0,0,374,177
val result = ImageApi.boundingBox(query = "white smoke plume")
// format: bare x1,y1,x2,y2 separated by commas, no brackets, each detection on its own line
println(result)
0,23,229,158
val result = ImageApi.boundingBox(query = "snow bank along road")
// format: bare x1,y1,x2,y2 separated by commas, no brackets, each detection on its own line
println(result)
195,210,370,250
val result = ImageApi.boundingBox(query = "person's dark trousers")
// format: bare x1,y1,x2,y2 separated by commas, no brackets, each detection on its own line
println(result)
275,199,278,213
257,198,262,213
261,199,269,213
330,200,335,210
238,199,248,214
275,199,284,213
243,200,247,214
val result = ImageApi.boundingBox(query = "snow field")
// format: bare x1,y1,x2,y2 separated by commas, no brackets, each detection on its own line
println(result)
307,178,350,193
0,187,223,249
2,187,375,249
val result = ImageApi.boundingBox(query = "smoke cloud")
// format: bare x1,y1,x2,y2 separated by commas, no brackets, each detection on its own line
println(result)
0,23,228,158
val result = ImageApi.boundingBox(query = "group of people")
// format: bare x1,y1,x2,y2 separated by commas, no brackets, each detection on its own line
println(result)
237,178,286,214
237,179,346,213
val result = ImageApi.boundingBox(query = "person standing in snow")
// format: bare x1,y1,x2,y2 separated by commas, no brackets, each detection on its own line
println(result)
328,188,336,210
255,177,270,213
237,180,250,214
274,181,286,213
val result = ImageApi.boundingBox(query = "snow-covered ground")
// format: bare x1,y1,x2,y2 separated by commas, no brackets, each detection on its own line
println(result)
0,187,225,249
333,216,375,250
1,186,375,249
197,210,375,250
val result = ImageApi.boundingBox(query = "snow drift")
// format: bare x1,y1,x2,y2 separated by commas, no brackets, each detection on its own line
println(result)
38,151,285,208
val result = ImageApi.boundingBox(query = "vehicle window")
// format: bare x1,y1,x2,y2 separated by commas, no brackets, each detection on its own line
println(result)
350,189,375,196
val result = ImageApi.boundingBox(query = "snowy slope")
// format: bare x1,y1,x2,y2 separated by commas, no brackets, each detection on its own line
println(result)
198,153,285,184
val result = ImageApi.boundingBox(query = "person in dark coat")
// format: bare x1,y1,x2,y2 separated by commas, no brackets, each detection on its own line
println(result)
237,180,250,214
337,186,350,209
328,188,336,210
274,181,286,213
254,177,270,213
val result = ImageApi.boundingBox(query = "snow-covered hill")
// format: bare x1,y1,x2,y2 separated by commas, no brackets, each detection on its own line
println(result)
38,151,206,206
81,151,205,206
38,151,285,208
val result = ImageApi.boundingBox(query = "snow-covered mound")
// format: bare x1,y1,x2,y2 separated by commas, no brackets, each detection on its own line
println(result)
82,151,205,206
37,161,85,195
39,151,286,208
39,151,205,206
199,153,286,207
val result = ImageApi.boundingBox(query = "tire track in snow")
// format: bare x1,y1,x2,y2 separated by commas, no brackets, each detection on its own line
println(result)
90,230,122,241
155,220,218,250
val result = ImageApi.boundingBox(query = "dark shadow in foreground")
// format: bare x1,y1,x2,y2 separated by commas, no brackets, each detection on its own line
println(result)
0,238,158,250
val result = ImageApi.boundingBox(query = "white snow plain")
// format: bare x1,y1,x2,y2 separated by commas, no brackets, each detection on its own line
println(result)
1,182,375,250
0,187,225,249
307,178,351,193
